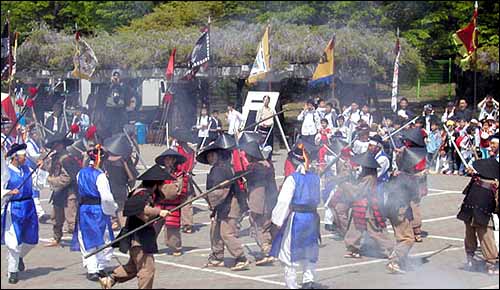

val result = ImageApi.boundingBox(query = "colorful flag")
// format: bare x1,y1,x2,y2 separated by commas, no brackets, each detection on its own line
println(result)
246,26,270,85
452,1,478,66
184,27,210,80
165,48,176,81
1,92,16,123
72,31,98,79
391,31,401,113
1,19,12,81
309,35,335,86
9,32,18,81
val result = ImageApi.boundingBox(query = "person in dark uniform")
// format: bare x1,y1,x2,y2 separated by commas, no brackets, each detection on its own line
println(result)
44,133,81,247
197,134,250,271
99,165,171,289
457,159,499,275
239,141,278,265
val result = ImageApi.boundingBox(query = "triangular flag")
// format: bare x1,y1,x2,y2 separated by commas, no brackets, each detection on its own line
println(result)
166,48,176,81
452,2,478,66
309,35,335,86
72,32,98,79
246,26,270,85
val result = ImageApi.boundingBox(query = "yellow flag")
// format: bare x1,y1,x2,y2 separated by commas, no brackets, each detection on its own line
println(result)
247,26,270,85
310,37,334,86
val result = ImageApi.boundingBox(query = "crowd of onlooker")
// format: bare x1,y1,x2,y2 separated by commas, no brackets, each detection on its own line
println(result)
296,94,499,176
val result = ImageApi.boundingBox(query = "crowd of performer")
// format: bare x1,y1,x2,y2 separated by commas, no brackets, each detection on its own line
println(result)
1,92,499,289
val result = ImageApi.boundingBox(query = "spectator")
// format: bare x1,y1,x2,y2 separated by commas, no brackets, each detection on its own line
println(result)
441,101,456,123
316,97,327,118
255,95,274,149
334,115,349,139
396,97,415,121
342,102,361,141
226,103,244,138
45,101,67,135
208,110,222,143
315,118,333,169
420,104,440,134
426,121,442,171
488,133,499,161
105,71,128,135
195,107,210,149
453,99,473,122
360,104,373,127
70,106,90,139
477,94,499,122
297,99,321,144
457,126,475,175
444,120,458,175
323,102,337,129
479,120,492,159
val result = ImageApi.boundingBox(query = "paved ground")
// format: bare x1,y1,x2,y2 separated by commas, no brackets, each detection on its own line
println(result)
1,145,499,289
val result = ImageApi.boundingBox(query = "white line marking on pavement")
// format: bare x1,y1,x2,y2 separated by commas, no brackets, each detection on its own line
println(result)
480,285,500,289
256,246,464,279
114,252,286,287
428,191,461,197
422,215,456,223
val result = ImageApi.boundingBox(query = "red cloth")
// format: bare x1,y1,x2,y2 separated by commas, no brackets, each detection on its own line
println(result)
284,158,296,177
177,144,195,173
479,130,490,149
318,145,328,171
158,170,187,228
232,149,248,192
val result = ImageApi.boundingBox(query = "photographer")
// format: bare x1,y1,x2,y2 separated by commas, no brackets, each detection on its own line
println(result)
105,71,128,135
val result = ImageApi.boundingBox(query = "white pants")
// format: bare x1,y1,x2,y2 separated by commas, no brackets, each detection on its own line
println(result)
493,214,499,251
33,197,45,217
284,262,317,289
323,193,334,226
77,224,113,274
4,204,35,275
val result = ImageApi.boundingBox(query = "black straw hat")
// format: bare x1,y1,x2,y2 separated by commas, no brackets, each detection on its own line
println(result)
138,164,175,181
472,159,499,180
155,148,187,166
103,133,132,157
351,152,380,169
45,133,74,149
239,141,265,161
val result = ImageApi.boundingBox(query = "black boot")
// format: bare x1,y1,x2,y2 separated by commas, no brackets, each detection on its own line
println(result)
87,272,101,282
18,258,25,272
8,272,18,284
301,282,314,289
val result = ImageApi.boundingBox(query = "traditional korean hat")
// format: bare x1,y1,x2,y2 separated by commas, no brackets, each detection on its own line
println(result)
238,131,262,146
103,133,132,157
239,141,265,161
155,148,187,166
138,164,175,181
472,159,499,180
6,143,27,158
402,127,426,147
45,132,74,149
196,133,237,164
351,152,380,169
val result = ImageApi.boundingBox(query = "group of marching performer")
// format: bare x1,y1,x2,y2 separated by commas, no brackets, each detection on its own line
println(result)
1,94,499,289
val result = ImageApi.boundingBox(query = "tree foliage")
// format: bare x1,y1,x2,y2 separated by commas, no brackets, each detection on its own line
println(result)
2,1,498,76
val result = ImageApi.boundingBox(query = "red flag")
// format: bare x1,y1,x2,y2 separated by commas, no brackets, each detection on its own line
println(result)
163,92,173,104
1,93,17,124
165,48,176,81
455,7,477,55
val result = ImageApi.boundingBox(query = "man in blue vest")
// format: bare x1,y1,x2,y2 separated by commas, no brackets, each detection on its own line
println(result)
270,139,321,289
71,145,118,281
1,143,39,284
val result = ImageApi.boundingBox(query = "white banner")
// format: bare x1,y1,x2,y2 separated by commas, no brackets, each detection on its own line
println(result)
391,43,400,113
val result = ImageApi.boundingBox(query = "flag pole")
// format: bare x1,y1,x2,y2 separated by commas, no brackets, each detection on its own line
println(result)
75,23,83,110
207,15,211,112
473,1,478,109
267,20,271,92
331,32,336,101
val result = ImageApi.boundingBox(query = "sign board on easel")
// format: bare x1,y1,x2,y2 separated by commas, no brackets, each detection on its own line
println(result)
241,91,290,151
242,91,280,130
